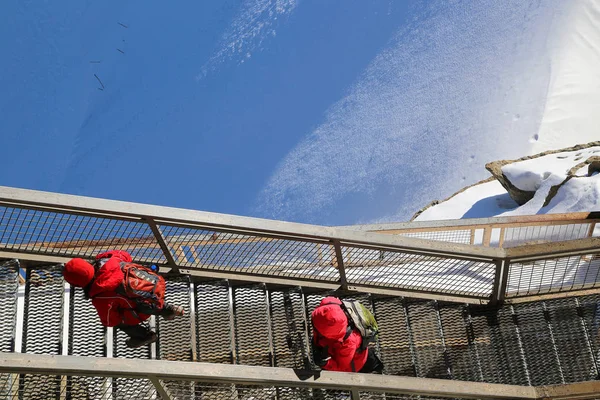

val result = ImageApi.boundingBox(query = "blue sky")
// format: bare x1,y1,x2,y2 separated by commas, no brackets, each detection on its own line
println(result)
1,1,563,225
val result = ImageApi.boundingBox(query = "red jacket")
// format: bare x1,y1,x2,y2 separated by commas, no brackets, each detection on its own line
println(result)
89,250,150,327
312,297,368,372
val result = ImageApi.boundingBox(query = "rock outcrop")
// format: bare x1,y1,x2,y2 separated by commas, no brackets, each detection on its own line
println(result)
485,141,600,205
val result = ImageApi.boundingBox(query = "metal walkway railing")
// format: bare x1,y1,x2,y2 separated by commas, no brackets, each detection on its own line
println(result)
1,186,600,399
1,186,599,304
344,212,600,248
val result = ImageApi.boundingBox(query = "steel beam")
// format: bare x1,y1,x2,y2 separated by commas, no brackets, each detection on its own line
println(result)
505,285,600,304
0,251,71,265
536,380,600,400
345,284,488,305
505,237,600,262
0,352,538,399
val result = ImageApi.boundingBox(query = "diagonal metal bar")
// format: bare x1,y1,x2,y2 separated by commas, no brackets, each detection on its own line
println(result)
490,258,510,304
332,239,348,290
149,376,173,400
144,217,178,269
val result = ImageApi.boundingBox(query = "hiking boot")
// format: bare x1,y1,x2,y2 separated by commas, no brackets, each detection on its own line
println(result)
162,304,185,321
125,331,157,348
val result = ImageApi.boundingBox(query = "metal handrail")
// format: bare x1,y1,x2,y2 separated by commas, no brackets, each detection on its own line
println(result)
1,186,600,304
0,352,598,399
345,213,600,248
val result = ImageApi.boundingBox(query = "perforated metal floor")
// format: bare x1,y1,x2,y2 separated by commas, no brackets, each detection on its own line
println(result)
2,260,600,399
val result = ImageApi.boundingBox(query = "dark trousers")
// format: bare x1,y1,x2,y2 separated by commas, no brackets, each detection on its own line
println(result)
118,324,152,340
359,348,384,374
135,301,177,318
117,302,177,340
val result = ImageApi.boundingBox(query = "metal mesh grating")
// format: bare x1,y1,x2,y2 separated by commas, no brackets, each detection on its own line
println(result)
573,294,600,378
544,297,596,383
158,276,193,361
18,374,61,399
342,246,495,297
68,286,106,398
269,289,311,369
22,265,64,355
405,301,448,379
192,382,236,400
469,305,530,385
506,252,600,297
372,297,415,377
158,224,339,282
0,374,160,400
113,324,154,398
67,375,108,400
512,302,562,385
0,262,18,400
69,286,105,357
195,281,233,364
398,230,472,245
158,276,194,399
437,304,479,382
113,378,159,399
233,285,272,366
0,206,166,263
502,224,593,247
0,260,19,352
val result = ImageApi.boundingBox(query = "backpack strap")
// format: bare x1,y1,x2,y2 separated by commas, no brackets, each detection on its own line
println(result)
343,325,352,340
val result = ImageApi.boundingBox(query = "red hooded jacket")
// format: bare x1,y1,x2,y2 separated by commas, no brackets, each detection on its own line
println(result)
69,250,151,327
312,297,368,372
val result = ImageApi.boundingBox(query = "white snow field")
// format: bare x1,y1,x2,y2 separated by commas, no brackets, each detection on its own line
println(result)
257,0,600,224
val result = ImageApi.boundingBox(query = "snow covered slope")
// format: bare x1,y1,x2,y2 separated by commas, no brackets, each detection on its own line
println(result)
531,0,600,153
415,144,600,221
257,0,600,224
413,0,600,222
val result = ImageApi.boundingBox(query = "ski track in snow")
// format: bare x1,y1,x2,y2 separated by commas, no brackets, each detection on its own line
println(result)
255,0,569,225
197,0,298,79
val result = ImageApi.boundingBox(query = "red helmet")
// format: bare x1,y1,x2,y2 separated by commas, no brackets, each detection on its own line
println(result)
63,258,95,287
312,297,348,340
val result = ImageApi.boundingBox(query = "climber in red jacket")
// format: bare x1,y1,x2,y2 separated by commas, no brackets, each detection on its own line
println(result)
311,297,383,373
63,250,184,348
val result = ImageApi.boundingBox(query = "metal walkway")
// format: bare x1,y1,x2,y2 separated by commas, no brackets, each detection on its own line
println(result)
1,186,600,399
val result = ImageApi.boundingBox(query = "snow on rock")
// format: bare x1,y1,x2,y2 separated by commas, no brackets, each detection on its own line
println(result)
542,173,600,214
415,142,600,221
501,144,600,192
485,142,600,205
414,179,517,221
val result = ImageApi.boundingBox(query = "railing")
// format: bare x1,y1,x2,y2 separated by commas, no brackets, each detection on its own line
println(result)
2,183,600,399
345,212,600,247
1,186,600,304
1,352,599,400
